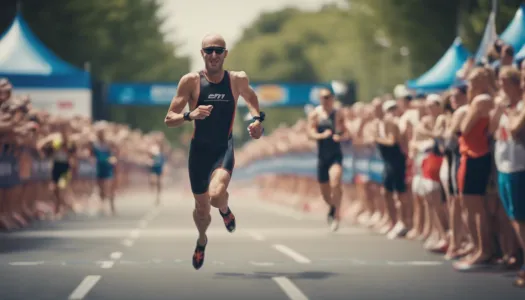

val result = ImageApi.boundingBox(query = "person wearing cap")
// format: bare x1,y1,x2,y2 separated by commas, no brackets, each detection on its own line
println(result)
375,99,410,238
307,88,346,231
409,94,449,251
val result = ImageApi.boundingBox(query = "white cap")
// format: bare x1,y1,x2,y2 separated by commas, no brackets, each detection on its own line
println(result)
382,100,397,112
394,84,410,98
426,94,442,105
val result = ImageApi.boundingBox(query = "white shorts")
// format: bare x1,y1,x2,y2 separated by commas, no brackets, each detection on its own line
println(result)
412,175,441,196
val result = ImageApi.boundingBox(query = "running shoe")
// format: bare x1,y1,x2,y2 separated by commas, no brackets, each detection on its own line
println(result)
219,207,236,233
192,238,207,270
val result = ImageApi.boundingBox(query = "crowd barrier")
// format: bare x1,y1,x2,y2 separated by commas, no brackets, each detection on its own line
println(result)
0,148,158,189
233,142,386,184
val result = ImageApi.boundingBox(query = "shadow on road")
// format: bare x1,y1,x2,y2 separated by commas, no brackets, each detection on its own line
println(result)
214,271,339,280
0,237,66,254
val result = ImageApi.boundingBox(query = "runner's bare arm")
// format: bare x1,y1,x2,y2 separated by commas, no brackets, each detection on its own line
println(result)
306,110,323,140
334,109,348,139
234,71,261,119
164,74,197,128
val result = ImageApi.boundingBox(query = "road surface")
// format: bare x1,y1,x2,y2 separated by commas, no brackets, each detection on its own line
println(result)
0,187,523,300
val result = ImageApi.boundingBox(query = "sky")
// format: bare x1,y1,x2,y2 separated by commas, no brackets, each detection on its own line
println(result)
157,0,346,71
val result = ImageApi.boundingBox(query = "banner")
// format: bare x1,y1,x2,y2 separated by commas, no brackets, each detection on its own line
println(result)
13,88,92,118
107,82,332,107
232,144,385,184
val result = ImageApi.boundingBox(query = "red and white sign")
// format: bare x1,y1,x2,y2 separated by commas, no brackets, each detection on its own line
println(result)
13,88,92,118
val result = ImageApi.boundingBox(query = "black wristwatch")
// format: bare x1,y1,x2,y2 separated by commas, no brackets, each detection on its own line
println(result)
252,111,266,122
183,111,192,121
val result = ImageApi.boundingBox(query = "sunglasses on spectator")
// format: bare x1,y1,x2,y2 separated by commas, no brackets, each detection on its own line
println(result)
202,47,226,55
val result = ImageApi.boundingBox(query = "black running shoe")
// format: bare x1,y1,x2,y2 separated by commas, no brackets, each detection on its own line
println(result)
192,238,207,270
327,205,336,224
219,207,236,233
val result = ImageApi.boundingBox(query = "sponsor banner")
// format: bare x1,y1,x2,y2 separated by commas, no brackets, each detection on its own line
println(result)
13,88,92,118
0,151,175,188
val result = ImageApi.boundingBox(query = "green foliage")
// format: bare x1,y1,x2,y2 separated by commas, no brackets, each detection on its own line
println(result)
227,0,523,105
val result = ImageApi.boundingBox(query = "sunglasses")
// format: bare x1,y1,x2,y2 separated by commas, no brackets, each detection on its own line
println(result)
202,47,226,55
321,94,333,100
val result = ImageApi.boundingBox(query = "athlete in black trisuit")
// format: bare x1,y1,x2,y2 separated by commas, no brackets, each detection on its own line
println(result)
307,88,345,231
375,100,409,236
164,33,264,270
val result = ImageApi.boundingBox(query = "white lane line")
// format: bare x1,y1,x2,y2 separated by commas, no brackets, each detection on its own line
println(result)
100,261,114,269
272,276,309,300
387,260,444,266
248,231,266,241
250,261,275,266
272,244,311,264
129,230,141,239
122,239,134,247
110,252,123,260
9,261,44,266
68,275,101,300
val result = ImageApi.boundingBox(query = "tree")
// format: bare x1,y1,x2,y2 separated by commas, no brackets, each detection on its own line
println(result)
227,0,524,104
0,0,189,82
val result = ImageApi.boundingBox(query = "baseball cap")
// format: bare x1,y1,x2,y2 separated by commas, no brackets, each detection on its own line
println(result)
382,100,397,112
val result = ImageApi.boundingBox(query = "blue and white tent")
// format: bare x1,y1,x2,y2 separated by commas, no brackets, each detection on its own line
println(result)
0,13,92,117
500,4,525,54
405,37,471,93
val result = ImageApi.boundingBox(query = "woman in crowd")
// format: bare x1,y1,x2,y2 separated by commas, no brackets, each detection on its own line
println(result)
492,65,525,285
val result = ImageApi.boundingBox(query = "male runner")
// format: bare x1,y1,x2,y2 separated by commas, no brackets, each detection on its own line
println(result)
307,88,345,231
90,129,118,215
164,33,264,270
148,143,165,206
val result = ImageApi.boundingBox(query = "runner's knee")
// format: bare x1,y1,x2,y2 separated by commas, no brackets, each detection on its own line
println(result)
209,182,226,201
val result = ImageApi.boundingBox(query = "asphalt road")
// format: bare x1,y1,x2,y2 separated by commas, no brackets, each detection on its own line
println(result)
0,186,524,300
